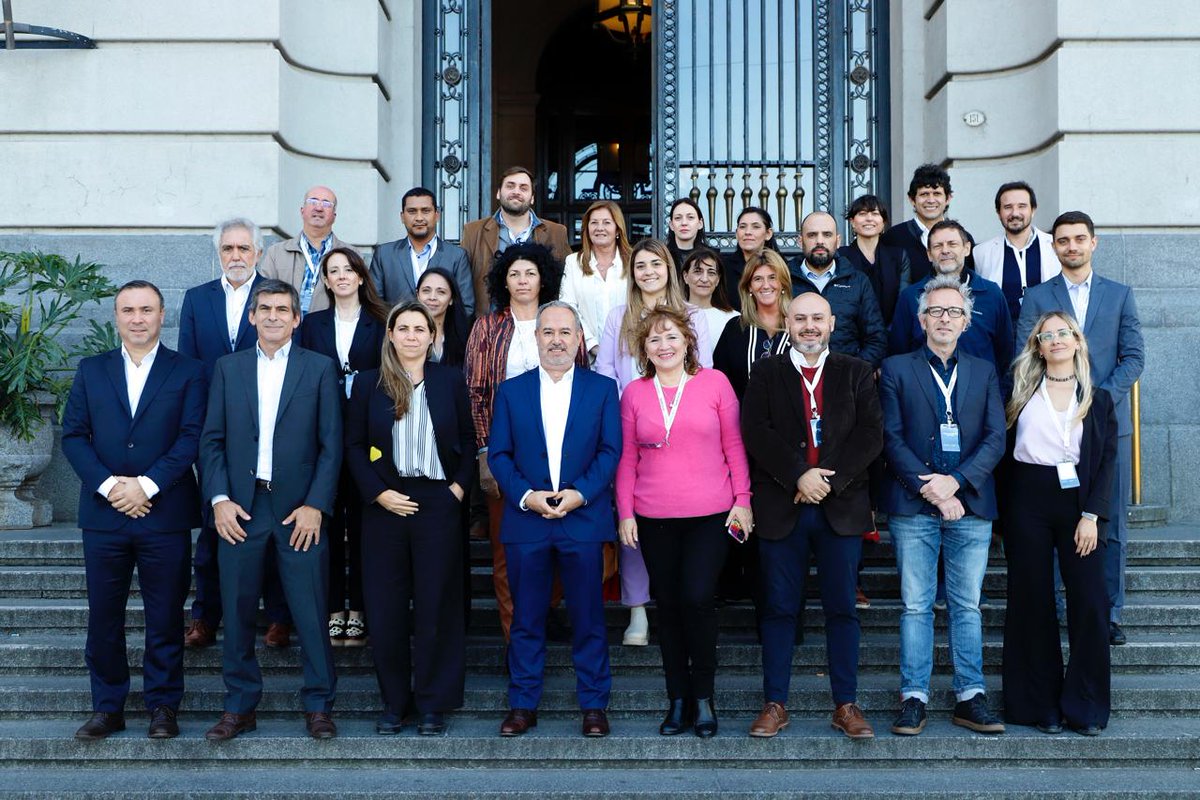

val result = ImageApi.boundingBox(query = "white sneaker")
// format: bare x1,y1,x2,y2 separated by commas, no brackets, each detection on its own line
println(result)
622,605,649,646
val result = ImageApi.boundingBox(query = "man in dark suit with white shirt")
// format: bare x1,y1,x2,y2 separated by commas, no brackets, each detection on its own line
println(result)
200,278,343,741
881,164,954,280
1017,210,1145,646
369,187,476,314
62,280,208,740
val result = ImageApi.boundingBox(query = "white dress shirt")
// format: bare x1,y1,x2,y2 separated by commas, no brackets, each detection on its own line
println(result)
96,343,162,500
255,341,292,481
560,251,629,352
333,309,359,368
1013,385,1083,466
506,318,541,379
519,366,575,510
1066,270,1094,328
914,217,931,249
221,271,255,349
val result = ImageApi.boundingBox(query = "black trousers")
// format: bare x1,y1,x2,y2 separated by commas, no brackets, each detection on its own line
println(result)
1002,462,1111,729
361,477,466,715
637,512,729,700
328,466,364,613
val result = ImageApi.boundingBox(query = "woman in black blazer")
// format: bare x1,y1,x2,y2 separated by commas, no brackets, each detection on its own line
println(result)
299,247,389,647
1001,310,1117,736
344,301,474,736
835,194,911,327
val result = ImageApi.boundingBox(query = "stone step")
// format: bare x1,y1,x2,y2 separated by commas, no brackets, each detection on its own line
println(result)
3,633,1197,676
0,716,1196,770
2,767,1200,799
1,672,1196,717
4,597,1198,635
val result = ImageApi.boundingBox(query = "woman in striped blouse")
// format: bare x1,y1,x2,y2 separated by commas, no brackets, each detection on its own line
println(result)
344,302,475,736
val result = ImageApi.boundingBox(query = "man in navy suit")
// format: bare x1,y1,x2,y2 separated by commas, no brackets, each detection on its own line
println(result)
62,280,208,740
487,301,621,738
1017,210,1145,646
879,275,1007,738
369,187,476,314
199,279,343,741
177,217,292,650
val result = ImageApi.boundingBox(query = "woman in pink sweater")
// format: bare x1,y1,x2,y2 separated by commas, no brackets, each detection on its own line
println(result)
616,306,753,738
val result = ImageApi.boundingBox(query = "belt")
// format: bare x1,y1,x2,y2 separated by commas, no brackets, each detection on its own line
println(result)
255,478,272,492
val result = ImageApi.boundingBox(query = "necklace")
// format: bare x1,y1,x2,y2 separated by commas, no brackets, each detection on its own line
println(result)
1046,374,1077,383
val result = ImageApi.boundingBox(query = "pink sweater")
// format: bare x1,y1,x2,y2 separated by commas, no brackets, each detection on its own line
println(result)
615,367,752,520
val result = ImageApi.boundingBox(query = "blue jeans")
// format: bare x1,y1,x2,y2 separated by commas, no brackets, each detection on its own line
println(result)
890,512,991,703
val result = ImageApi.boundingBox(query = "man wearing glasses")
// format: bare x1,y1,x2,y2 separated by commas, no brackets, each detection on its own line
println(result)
878,275,1007,737
887,220,1014,391
260,186,353,317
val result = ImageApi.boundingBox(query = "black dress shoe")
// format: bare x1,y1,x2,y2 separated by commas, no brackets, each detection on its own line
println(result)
376,712,403,735
582,708,610,737
1109,622,1127,646
147,706,179,739
692,698,718,738
418,713,447,736
1035,721,1063,735
1069,721,1103,737
659,698,692,736
74,712,125,740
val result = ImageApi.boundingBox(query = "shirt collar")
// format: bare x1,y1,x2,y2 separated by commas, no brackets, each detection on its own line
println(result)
301,232,332,256
539,364,575,387
804,260,836,282
256,340,292,362
789,346,829,373
1004,227,1038,253
410,236,438,257
1066,270,1094,291
221,271,256,294
121,341,161,368
494,208,542,237
922,343,958,370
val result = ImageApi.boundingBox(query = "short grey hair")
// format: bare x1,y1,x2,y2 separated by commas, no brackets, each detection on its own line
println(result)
536,300,583,333
918,274,974,321
212,217,264,254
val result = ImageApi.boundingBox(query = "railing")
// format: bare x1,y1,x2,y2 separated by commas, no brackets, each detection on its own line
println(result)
1131,379,1143,506
677,161,814,250
2,0,96,50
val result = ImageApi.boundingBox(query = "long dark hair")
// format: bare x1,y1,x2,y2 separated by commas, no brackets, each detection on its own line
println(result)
666,197,708,250
416,266,470,367
320,247,389,322
681,247,733,312
379,302,438,419
736,206,781,253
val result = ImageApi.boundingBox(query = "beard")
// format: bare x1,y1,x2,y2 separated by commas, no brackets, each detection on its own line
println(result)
805,248,834,269
500,196,531,216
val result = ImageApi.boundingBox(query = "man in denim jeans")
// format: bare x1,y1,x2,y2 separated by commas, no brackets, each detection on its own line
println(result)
878,275,1007,735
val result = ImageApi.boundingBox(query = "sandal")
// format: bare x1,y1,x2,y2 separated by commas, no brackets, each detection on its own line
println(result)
328,616,346,647
343,616,367,647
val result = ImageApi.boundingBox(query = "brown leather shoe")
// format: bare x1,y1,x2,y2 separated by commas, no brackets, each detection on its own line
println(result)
184,619,216,648
147,706,179,739
832,702,875,739
304,712,337,739
499,708,538,736
749,702,789,738
263,623,291,648
205,711,256,741
581,708,610,737
74,712,125,740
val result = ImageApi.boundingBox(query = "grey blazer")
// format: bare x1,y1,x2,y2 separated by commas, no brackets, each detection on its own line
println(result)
369,236,476,315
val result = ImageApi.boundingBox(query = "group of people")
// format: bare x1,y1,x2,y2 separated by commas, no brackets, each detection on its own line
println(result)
63,162,1143,746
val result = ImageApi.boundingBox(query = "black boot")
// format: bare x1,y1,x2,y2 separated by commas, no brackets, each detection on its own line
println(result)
693,698,718,738
659,698,691,735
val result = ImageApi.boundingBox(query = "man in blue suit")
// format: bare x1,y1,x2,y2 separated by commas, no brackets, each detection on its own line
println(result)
62,280,208,740
199,279,343,741
369,187,476,314
488,301,621,738
879,275,1007,738
177,217,291,650
1017,210,1145,646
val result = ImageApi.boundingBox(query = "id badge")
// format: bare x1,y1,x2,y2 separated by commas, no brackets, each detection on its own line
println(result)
344,371,355,400
939,423,960,453
810,417,822,448
1056,461,1081,489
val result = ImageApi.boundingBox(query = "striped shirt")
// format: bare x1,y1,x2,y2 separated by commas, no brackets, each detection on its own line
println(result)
392,382,445,479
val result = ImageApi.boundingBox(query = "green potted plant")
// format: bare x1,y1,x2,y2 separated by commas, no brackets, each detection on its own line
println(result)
0,250,117,528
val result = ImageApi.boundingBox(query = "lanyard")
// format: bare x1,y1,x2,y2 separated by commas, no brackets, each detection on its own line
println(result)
928,363,958,424
301,236,327,280
653,372,689,445
1039,379,1079,458
798,348,829,418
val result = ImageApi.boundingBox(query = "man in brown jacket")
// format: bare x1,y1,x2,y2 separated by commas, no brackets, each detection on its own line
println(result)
259,185,353,317
460,166,571,318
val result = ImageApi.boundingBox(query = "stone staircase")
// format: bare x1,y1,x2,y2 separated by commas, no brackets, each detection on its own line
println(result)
0,525,1198,798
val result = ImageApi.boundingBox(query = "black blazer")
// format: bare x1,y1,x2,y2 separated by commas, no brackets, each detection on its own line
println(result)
741,352,883,539
299,309,385,397
1001,387,1118,542
343,364,476,502
836,242,912,326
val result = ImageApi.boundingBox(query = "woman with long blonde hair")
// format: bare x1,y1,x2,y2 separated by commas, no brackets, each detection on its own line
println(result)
560,200,633,357
1000,310,1117,737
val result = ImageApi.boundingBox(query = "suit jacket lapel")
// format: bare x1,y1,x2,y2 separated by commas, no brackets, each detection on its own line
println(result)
1051,275,1076,325
909,352,940,418
397,239,417,298
104,350,133,420
241,350,259,432
204,283,234,354
483,219,501,259
952,354,973,422
349,315,377,368
233,275,262,350
780,356,809,423
274,349,306,422
129,349,174,427
1083,277,1105,335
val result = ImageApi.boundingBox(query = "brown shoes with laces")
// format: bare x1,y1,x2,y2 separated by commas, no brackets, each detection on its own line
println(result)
304,712,337,739
263,623,291,648
184,619,216,648
581,709,610,737
205,711,257,741
500,708,538,736
831,702,875,739
749,702,790,737
74,712,125,740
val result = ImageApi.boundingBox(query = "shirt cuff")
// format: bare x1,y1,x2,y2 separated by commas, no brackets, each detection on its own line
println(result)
136,476,160,499
519,489,532,511
211,494,230,508
96,476,119,499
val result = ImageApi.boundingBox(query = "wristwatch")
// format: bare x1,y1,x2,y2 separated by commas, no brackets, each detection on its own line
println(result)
1081,512,1099,522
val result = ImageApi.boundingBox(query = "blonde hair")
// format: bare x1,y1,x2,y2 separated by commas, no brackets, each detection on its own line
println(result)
1006,310,1093,429
633,306,701,379
620,239,687,356
577,200,631,278
737,250,792,333
379,302,438,419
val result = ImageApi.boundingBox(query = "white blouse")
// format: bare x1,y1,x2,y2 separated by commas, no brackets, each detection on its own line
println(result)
560,251,629,353
1014,385,1083,466
698,306,738,362
505,317,541,380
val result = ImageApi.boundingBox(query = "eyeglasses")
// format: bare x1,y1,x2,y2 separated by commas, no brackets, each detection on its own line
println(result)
305,198,335,209
923,306,966,319
1036,328,1076,344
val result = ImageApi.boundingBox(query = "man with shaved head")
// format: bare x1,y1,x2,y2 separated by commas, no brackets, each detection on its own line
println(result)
789,211,887,368
260,185,354,317
740,291,884,740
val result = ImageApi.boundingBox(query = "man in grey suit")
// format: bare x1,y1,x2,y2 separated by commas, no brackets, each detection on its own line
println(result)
1017,210,1145,647
199,278,344,740
369,187,476,315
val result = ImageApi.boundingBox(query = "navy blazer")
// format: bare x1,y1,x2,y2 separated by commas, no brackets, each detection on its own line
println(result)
487,368,621,544
298,309,385,398
199,345,343,520
878,348,1006,520
1015,272,1144,436
369,236,476,316
61,346,207,532
343,364,475,501
177,274,264,376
